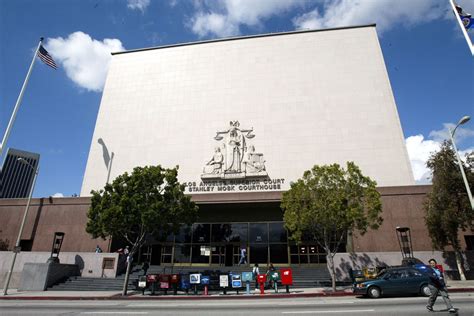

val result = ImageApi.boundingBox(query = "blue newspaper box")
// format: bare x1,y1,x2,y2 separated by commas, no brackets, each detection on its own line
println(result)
201,275,210,285
232,274,242,288
190,273,201,284
180,274,190,291
241,272,253,282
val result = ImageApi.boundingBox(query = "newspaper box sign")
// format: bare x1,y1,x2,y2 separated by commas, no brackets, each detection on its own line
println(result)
146,274,158,283
231,274,242,288
201,275,210,285
280,268,293,285
138,276,147,288
257,274,267,284
269,271,280,281
190,273,201,284
220,275,229,287
241,272,253,282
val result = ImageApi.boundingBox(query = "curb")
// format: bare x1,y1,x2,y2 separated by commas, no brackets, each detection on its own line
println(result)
0,291,354,301
1,288,473,300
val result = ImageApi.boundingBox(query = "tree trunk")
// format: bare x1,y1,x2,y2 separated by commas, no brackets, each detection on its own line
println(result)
327,253,336,292
346,230,354,253
454,250,467,281
121,256,132,296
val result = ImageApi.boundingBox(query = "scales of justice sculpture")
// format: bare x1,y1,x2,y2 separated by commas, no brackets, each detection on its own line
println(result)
201,121,267,180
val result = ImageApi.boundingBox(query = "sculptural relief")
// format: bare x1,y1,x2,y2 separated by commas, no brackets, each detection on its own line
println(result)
201,121,267,180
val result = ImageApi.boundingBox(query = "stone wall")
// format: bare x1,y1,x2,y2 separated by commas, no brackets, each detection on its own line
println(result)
0,251,120,289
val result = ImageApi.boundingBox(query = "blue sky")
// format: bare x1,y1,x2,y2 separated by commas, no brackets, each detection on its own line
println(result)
1,0,473,198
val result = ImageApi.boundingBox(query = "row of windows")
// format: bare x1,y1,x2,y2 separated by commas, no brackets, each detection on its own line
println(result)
160,222,288,244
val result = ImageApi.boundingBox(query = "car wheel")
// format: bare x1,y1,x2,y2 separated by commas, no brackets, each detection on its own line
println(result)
420,284,431,297
367,286,381,298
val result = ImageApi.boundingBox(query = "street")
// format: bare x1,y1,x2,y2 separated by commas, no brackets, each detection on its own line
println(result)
0,294,473,316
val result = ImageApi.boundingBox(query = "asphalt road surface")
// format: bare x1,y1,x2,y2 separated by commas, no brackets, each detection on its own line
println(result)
0,294,473,316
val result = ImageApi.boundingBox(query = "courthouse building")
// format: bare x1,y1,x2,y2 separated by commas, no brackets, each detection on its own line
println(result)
79,24,418,266
2,25,471,270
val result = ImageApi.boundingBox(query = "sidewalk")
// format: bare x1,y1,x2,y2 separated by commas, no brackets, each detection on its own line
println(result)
1,280,474,300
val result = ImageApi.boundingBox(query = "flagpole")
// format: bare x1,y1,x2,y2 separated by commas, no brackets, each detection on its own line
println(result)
450,0,474,56
0,38,44,158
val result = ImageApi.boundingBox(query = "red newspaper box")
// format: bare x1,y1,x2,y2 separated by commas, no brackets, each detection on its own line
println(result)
280,268,293,293
257,274,267,294
146,274,158,283
280,268,293,285
160,274,170,289
435,264,444,274
146,274,159,295
257,274,267,284
170,274,180,284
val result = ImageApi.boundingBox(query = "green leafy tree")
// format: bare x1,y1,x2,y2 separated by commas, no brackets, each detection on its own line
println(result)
282,162,382,291
86,165,198,295
425,141,474,281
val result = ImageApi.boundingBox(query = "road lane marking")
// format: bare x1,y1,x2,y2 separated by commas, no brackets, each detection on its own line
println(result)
282,310,374,314
81,312,148,315
278,301,355,305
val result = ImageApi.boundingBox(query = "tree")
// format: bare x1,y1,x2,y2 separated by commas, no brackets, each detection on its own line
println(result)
282,162,383,291
425,141,474,281
86,165,198,295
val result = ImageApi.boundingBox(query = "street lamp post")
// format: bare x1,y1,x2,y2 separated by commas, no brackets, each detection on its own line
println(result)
2,158,39,295
448,115,474,211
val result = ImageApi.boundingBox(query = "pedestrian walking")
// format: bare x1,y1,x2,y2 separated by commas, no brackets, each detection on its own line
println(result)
252,263,260,289
266,263,276,289
142,261,149,276
239,247,247,265
425,258,456,313
124,246,130,255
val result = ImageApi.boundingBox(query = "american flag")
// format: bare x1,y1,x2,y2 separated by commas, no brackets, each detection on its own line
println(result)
37,45,58,69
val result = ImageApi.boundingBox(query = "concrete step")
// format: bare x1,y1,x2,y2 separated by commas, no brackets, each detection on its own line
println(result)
48,265,331,291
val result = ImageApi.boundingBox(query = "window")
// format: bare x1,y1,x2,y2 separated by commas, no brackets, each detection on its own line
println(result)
175,225,192,243
249,223,268,243
407,269,422,277
192,224,210,243
269,223,287,242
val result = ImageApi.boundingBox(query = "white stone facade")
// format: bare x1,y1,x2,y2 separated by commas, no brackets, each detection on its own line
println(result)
81,25,414,196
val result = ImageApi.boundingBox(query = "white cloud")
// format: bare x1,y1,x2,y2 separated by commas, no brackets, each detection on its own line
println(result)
406,125,474,183
429,123,474,144
52,193,64,198
188,0,305,38
46,32,125,92
293,0,446,34
127,0,151,13
405,135,441,183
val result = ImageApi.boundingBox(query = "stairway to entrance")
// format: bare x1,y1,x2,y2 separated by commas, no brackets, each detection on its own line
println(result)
48,265,332,291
